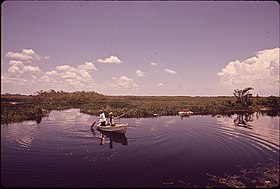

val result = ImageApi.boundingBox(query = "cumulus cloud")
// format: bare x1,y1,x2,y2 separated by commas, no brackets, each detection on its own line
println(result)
78,61,97,71
5,49,49,62
151,62,158,66
157,83,163,87
56,65,76,72
6,60,42,78
97,55,122,64
217,48,279,95
2,48,100,94
1,60,98,94
136,69,146,77
23,65,41,72
45,62,97,86
164,68,177,74
1,60,43,92
109,75,138,89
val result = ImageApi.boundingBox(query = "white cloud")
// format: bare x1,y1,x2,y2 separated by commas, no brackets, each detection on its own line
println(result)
109,75,138,89
136,69,146,77
45,70,57,76
78,61,97,71
164,68,177,74
46,61,98,87
6,60,42,78
157,83,163,87
9,60,24,67
5,49,48,62
56,65,76,72
2,60,44,92
117,75,138,88
217,48,279,96
2,60,99,94
23,65,41,72
7,61,24,76
7,66,21,75
97,55,122,64
61,71,79,79
151,62,158,66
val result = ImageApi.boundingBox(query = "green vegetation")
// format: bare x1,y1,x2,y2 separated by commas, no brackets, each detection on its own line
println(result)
1,102,49,124
233,87,254,108
1,89,280,124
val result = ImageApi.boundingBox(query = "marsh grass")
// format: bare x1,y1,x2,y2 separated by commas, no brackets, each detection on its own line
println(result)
1,91,280,123
207,162,279,188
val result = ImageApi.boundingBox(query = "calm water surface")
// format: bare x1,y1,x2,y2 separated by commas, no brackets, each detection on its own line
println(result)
1,109,279,187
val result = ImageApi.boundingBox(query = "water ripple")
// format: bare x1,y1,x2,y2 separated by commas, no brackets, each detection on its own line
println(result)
1,110,279,187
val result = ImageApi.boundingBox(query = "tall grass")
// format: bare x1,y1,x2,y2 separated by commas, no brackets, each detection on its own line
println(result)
1,91,280,123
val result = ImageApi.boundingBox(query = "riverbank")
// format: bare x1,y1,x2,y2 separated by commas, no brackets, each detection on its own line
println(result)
1,91,280,124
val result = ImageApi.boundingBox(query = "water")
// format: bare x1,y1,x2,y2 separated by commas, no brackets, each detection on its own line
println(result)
1,109,279,187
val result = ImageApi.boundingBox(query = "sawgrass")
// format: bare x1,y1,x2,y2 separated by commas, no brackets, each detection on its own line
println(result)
1,91,280,123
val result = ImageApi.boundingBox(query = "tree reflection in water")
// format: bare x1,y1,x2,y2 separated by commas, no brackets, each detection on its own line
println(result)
234,113,253,129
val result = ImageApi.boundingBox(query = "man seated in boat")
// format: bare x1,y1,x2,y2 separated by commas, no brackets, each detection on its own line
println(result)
99,110,107,126
109,112,116,126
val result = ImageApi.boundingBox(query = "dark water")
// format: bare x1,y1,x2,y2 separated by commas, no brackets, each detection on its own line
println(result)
1,109,279,187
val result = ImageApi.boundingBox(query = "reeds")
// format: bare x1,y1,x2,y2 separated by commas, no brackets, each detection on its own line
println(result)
207,162,279,188
1,91,280,123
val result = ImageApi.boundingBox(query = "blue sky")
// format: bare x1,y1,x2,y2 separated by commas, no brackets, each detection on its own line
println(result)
1,1,279,96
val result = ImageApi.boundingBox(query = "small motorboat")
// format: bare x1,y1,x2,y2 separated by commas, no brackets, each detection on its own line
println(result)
96,123,128,134
178,111,194,116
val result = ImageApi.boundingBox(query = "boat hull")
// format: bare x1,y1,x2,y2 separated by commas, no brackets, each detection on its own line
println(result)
178,111,194,116
97,123,128,134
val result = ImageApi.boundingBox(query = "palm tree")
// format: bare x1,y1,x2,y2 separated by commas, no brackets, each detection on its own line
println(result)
233,87,254,108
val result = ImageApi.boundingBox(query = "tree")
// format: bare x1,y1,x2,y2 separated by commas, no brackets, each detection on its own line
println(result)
233,87,254,108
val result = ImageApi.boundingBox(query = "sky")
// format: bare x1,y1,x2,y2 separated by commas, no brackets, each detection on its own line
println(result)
1,1,279,96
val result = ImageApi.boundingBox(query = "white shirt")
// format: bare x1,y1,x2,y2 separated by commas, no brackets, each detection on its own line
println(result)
99,113,106,122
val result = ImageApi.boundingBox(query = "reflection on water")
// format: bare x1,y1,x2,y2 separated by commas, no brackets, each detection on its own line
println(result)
2,121,39,148
46,109,93,123
234,113,253,129
216,113,279,154
1,109,279,188
94,129,128,149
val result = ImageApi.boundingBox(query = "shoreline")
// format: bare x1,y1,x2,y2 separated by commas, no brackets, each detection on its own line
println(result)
1,92,280,124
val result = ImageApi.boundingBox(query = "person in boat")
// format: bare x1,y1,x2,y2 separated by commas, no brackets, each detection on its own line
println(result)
99,110,107,126
109,112,116,126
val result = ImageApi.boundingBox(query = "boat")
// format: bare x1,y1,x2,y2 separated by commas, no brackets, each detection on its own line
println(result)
96,123,128,134
178,111,194,116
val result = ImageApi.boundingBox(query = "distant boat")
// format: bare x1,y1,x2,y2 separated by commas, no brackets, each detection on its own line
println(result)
178,111,194,116
96,123,128,134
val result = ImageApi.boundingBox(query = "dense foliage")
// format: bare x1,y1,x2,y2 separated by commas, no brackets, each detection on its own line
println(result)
1,90,280,124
